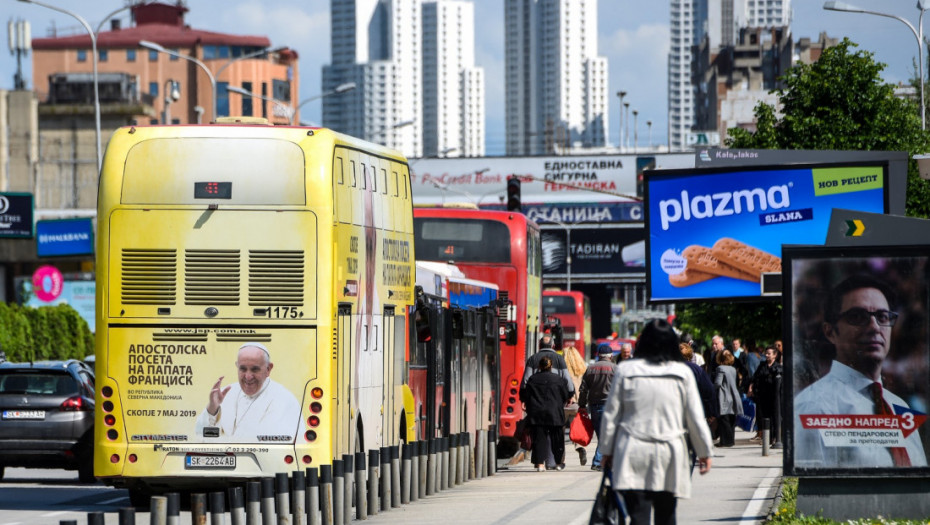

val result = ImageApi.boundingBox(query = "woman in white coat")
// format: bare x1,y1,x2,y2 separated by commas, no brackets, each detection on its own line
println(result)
599,320,714,525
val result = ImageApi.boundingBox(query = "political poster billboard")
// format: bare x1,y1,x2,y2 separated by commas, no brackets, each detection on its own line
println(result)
644,162,889,303
785,245,930,476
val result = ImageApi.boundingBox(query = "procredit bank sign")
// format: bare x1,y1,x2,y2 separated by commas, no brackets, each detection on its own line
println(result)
409,153,694,224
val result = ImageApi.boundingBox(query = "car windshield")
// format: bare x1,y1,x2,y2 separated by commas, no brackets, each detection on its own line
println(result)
0,373,78,396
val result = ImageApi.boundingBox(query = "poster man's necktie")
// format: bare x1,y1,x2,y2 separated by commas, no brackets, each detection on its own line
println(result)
869,382,911,467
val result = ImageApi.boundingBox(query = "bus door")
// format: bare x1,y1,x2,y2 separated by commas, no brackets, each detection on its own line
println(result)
381,307,394,444
337,305,354,455
425,301,444,439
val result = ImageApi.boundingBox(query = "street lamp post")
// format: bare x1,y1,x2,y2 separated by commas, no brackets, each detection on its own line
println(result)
617,90,626,151
647,120,653,150
623,102,630,150
162,80,180,124
140,40,217,122
824,0,928,130
226,85,293,121
632,109,639,153
292,82,356,125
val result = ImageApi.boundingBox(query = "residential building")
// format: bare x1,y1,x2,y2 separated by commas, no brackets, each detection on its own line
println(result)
422,0,485,157
669,0,791,150
504,0,608,156
323,0,423,157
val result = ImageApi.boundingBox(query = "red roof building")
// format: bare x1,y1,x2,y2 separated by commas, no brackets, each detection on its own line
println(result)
31,1,299,124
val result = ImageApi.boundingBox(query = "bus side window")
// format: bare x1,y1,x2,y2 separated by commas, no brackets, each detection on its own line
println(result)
402,172,408,199
392,171,399,197
360,163,367,190
350,160,357,188
381,168,388,195
336,157,344,184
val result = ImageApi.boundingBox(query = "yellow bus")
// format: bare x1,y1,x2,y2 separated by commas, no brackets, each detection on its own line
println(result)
94,119,416,500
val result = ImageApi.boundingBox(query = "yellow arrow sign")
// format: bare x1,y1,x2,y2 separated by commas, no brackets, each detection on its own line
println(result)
845,219,865,237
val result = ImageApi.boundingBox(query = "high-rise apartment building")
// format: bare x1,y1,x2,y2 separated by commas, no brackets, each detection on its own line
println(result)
323,0,423,157
669,0,791,150
505,0,608,156
422,1,485,157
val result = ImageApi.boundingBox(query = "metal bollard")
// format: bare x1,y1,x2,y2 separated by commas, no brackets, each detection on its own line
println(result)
367,449,379,515
476,430,486,479
292,471,306,525
417,440,428,499
390,445,401,508
425,440,436,496
305,468,320,525
448,435,458,488
409,441,419,502
401,443,412,504
333,460,345,525
467,432,475,480
119,507,136,525
437,438,446,491
320,464,334,525
275,473,291,525
166,493,180,525
379,447,391,511
454,433,464,485
87,512,105,525
150,495,167,525
260,478,275,525
209,492,226,525
488,427,497,476
228,487,245,525
354,452,367,520
342,454,354,524
192,494,208,525
60,521,77,525
246,482,261,525
762,417,771,457
460,432,469,483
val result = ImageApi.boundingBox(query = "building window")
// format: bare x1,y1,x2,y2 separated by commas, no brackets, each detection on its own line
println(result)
217,82,229,117
127,49,136,62
272,79,291,102
149,82,158,96
261,82,268,118
149,49,159,61
170,49,180,61
98,49,108,62
242,82,253,116
77,49,87,62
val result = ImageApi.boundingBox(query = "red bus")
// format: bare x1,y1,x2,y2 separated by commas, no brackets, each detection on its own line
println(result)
542,290,593,359
413,207,542,449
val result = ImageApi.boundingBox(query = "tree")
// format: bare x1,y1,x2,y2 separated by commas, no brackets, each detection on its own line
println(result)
726,38,930,218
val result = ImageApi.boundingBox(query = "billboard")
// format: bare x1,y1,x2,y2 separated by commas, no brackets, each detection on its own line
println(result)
541,225,645,281
644,162,888,302
18,273,96,332
0,192,34,238
36,218,95,257
785,245,930,475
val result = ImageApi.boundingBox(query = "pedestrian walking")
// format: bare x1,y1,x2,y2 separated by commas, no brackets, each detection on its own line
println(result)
714,350,743,447
520,355,572,471
578,343,616,471
749,345,783,446
564,344,589,465
600,319,713,525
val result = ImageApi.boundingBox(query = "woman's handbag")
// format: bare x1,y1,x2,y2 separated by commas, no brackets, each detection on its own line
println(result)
570,408,594,447
515,418,533,450
589,468,627,525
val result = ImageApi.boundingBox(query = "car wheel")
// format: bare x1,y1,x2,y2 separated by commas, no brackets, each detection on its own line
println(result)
78,455,96,483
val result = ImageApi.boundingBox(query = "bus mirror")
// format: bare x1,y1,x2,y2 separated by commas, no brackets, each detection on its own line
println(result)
504,322,518,345
415,308,432,343
452,311,464,339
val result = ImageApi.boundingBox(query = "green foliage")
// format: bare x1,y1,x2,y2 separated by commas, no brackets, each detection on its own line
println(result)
768,477,930,523
676,302,782,348
724,38,930,218
0,302,91,362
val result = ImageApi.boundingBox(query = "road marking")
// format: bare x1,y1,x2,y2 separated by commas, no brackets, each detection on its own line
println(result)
41,511,68,517
98,496,128,505
740,467,781,525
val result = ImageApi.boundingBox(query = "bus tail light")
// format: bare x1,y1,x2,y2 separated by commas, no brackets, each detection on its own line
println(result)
104,414,116,426
311,387,324,399
308,416,320,427
310,402,322,413
302,455,312,464
128,454,137,463
107,429,119,440
102,400,115,412
305,430,317,442
101,386,113,398
110,454,120,463
284,456,294,464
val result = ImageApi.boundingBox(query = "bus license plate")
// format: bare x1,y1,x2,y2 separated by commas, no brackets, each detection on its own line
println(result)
185,454,236,469
2,410,45,420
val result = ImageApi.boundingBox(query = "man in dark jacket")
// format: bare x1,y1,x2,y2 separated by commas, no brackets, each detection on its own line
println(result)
521,334,574,396
520,355,571,471
578,343,616,470
749,345,783,445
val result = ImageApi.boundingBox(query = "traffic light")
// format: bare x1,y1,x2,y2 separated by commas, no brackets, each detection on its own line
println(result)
506,176,521,211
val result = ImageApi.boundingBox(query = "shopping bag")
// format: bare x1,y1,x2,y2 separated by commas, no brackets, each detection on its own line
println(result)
570,409,594,447
589,468,627,525
737,396,756,432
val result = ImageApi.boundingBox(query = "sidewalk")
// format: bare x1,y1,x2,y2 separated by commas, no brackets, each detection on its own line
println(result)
361,427,783,524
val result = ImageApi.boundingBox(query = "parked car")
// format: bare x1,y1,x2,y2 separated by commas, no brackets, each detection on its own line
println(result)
0,359,96,482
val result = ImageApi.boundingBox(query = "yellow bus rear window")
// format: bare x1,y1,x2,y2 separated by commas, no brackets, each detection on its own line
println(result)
121,138,306,205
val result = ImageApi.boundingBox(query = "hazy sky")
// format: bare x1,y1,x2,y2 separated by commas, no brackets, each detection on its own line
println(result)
2,0,924,154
